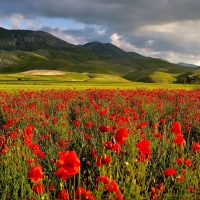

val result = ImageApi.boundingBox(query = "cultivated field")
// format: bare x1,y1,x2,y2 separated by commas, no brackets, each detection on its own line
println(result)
0,83,200,199
0,81,199,92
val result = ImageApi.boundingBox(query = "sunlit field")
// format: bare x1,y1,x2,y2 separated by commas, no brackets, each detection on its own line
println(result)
0,81,199,92
1,84,200,199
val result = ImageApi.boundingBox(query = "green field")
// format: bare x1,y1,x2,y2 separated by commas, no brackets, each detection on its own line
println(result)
0,80,199,92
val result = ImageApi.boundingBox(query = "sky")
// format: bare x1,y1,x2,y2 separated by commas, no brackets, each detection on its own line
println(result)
0,0,200,65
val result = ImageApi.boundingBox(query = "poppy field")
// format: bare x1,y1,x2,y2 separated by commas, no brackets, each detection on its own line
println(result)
0,88,200,199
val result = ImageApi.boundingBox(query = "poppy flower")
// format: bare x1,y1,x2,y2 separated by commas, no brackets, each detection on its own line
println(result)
72,120,81,127
57,189,69,200
136,139,151,162
171,122,181,135
176,175,184,182
173,134,185,146
32,184,44,194
105,180,120,193
85,121,93,128
99,125,110,132
49,185,55,191
55,150,80,180
28,165,43,183
184,159,191,167
96,175,110,185
75,186,96,200
192,142,200,153
96,154,111,167
176,157,184,165
163,168,176,176
115,127,129,145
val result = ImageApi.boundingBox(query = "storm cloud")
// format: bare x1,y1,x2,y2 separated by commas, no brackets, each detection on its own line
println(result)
1,0,200,64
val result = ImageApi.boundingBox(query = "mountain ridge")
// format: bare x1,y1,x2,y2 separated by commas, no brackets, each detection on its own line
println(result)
81,41,144,58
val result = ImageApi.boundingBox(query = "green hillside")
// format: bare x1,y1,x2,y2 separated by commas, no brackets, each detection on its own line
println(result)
0,50,196,83
0,27,198,83
0,50,48,73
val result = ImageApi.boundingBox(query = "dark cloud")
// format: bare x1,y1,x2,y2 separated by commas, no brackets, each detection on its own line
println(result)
40,25,112,44
1,0,200,63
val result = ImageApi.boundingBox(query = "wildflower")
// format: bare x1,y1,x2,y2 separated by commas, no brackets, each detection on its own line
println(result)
176,157,184,165
174,134,185,146
163,168,176,176
171,122,181,135
55,150,80,181
75,186,96,200
28,165,43,183
96,175,110,185
184,159,191,167
115,127,129,145
32,184,44,194
57,189,69,200
192,142,200,153
176,175,184,182
85,121,93,128
96,154,111,167
99,125,110,132
136,140,151,162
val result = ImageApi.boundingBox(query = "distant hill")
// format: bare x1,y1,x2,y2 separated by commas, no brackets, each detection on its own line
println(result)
0,27,198,83
177,62,200,68
82,42,144,58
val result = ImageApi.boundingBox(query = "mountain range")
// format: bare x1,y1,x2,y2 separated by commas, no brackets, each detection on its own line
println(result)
0,26,199,83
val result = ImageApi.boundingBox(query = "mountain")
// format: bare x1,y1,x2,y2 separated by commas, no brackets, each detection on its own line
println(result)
82,42,144,58
0,27,198,83
0,27,75,51
177,62,200,68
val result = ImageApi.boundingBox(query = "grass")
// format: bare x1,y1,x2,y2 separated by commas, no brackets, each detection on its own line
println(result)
1,88,200,199
0,50,197,84
0,80,199,92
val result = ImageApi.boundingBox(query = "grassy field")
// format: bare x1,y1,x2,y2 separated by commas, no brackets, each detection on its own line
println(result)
0,80,199,92
1,50,198,84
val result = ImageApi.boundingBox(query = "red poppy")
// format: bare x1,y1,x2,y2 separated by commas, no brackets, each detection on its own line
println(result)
32,183,44,194
85,134,91,140
96,154,111,167
99,108,108,116
99,125,110,132
163,168,176,176
57,189,69,200
52,117,58,124
72,120,81,127
75,186,96,200
136,139,151,162
85,121,93,128
176,157,184,165
90,149,97,158
173,134,185,146
28,165,43,183
105,180,120,193
115,127,129,145
154,132,162,139
192,142,200,153
55,150,80,180
184,159,191,167
171,122,181,135
49,185,55,191
96,175,110,185
176,175,184,182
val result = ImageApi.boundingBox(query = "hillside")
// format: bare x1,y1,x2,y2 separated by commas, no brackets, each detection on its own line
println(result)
177,62,200,68
0,27,198,83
